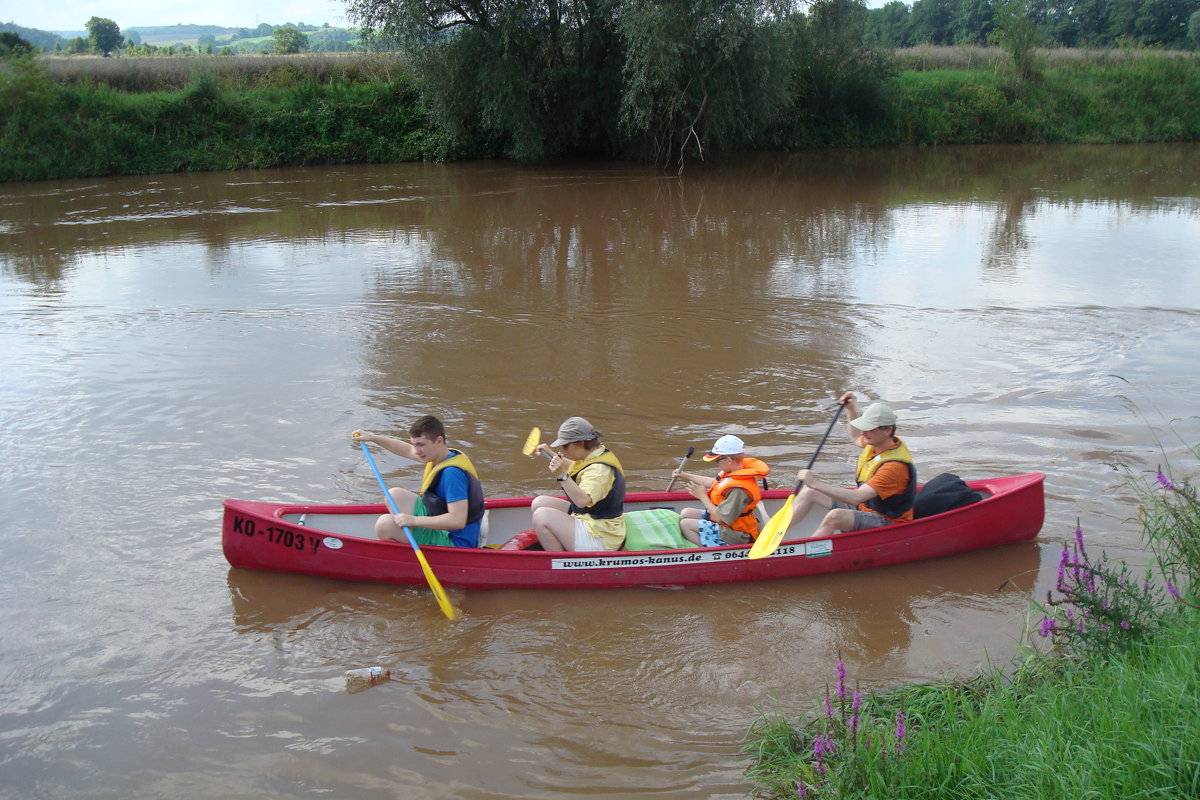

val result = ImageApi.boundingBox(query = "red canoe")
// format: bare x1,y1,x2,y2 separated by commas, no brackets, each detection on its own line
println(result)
221,473,1044,590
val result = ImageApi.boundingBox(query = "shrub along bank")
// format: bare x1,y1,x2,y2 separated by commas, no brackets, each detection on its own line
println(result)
2,53,1200,182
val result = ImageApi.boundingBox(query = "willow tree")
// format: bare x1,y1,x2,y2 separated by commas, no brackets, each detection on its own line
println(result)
617,0,794,168
345,0,884,163
347,0,626,159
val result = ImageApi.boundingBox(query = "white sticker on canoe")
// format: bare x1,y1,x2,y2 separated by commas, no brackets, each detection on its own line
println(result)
550,541,832,570
322,537,344,550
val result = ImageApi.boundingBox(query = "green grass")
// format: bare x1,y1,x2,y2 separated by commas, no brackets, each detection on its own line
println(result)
746,609,1200,799
861,55,1200,146
0,63,431,181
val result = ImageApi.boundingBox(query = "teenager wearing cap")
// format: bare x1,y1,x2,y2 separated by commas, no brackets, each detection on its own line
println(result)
531,417,627,551
785,392,917,538
672,435,771,547
351,415,485,547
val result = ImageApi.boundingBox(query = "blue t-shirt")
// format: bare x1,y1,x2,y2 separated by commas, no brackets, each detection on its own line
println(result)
434,464,481,548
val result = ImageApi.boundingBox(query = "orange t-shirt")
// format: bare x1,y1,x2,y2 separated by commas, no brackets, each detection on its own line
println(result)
859,458,914,522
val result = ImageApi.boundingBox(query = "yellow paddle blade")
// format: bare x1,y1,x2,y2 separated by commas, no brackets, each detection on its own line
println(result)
414,548,459,620
748,497,795,560
522,427,542,457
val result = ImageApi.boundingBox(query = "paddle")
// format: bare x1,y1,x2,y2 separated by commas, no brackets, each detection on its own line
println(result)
747,402,846,560
522,426,557,462
359,441,459,621
665,446,695,492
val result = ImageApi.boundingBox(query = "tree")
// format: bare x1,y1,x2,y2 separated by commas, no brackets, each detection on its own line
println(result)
866,1,914,47
272,26,309,54
0,31,35,57
910,0,957,43
64,36,90,55
951,0,997,44
1190,8,1200,47
197,33,217,49
1133,0,1196,46
86,16,124,56
992,0,1044,82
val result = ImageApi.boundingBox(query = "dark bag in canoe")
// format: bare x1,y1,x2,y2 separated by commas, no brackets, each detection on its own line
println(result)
913,473,986,519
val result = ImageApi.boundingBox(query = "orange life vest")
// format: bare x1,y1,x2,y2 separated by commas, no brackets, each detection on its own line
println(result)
705,457,770,539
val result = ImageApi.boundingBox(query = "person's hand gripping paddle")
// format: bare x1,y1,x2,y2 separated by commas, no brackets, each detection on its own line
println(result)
748,402,846,560
665,446,695,492
359,440,459,620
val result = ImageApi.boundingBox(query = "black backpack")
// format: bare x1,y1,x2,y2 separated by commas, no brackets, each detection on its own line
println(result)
913,473,986,519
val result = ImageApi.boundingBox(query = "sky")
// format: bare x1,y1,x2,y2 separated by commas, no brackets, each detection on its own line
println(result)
0,0,350,32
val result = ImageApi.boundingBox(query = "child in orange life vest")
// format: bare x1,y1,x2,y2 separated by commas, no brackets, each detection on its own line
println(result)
673,435,770,547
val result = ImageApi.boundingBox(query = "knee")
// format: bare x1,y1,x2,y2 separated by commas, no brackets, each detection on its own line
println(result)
374,514,397,540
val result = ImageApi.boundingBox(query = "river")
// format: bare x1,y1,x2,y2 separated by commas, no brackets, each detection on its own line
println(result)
1,144,1198,799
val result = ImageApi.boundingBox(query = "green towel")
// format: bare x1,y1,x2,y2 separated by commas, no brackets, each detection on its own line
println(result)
622,508,692,550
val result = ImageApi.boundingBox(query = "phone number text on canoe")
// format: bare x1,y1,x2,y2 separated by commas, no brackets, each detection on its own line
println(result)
551,540,831,570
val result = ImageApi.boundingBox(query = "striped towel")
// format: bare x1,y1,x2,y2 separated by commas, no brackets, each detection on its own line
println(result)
622,508,691,550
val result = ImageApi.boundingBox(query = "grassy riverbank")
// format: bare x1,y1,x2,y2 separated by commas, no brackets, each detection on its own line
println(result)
744,460,1200,799
2,49,1200,182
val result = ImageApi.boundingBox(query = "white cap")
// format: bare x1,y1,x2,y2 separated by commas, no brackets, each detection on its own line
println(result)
849,403,898,431
702,434,745,461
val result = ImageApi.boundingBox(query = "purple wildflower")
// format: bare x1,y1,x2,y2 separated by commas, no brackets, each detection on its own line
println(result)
823,695,834,720
836,660,847,702
1120,620,1131,630
1156,468,1175,491
852,689,863,711
850,714,859,737
1039,616,1055,637
1167,582,1180,599
1074,523,1087,560
796,780,807,798
1057,548,1069,591
894,710,907,754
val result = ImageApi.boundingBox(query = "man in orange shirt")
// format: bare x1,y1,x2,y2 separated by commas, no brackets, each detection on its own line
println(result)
785,392,917,538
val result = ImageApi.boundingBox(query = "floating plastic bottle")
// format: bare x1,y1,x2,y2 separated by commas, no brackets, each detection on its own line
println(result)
345,665,391,693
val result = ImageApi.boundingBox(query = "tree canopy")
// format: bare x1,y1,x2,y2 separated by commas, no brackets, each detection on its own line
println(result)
272,26,309,54
85,17,124,56
347,0,890,165
865,0,1200,49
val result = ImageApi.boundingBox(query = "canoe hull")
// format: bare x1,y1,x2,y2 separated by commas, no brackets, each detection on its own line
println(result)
222,473,1044,590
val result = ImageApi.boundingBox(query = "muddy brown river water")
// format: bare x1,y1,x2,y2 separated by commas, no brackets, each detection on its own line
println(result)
1,144,1198,798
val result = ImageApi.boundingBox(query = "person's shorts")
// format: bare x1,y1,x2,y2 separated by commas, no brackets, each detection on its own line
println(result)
697,518,753,547
830,500,893,532
572,518,610,551
407,497,454,547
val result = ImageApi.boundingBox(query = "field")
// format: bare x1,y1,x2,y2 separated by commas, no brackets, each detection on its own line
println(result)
36,52,409,91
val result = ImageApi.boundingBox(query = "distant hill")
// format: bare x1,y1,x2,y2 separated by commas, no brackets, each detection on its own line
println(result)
1,22,67,49
4,19,358,52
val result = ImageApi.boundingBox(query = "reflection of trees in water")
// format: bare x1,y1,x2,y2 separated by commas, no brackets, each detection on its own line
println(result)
981,190,1037,276
4,145,1198,288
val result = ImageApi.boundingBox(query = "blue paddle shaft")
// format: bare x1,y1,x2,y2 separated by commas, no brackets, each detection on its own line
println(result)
360,441,423,550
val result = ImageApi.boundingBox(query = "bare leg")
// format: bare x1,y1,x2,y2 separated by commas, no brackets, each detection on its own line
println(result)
532,506,582,550
679,517,701,545
375,487,418,542
532,495,571,514
787,485,833,533
812,508,857,538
